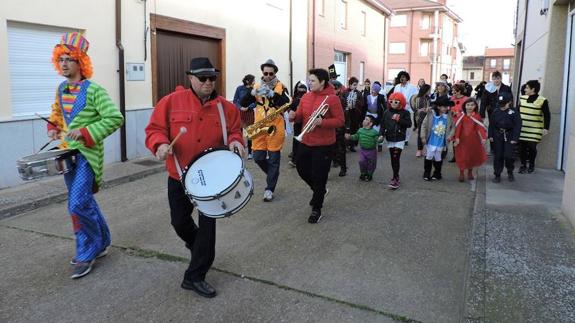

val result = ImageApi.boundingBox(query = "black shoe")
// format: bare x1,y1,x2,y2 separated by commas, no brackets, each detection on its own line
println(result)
349,146,356,152
181,279,217,298
448,158,456,163
518,165,527,174
71,260,94,279
431,173,442,180
359,174,366,181
527,165,535,174
338,168,346,177
492,176,501,183
405,141,409,146
332,162,340,168
508,172,515,182
378,146,382,152
423,173,431,181
366,174,373,181
308,209,323,223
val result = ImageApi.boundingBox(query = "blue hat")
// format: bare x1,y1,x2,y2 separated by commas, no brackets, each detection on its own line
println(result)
497,91,513,105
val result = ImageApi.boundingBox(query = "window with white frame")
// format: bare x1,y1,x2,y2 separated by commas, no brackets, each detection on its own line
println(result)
389,42,406,54
470,72,475,80
420,14,431,29
490,59,497,68
338,0,347,29
390,14,407,27
7,21,76,118
503,58,511,70
420,41,430,56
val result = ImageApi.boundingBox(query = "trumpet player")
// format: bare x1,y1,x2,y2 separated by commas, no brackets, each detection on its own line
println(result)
288,69,344,224
241,59,290,202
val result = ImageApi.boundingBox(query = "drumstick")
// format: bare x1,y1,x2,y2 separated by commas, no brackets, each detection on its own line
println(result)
168,127,187,150
35,113,60,129
37,139,55,153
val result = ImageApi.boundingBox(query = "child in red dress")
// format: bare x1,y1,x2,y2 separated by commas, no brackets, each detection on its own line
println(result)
453,98,488,182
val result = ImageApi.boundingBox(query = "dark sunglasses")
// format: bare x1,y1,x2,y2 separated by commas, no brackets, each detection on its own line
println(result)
263,72,275,76
390,100,401,104
196,75,217,83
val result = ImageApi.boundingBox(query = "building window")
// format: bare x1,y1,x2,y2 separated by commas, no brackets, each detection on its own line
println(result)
7,22,76,118
389,42,406,54
420,15,431,29
338,0,347,29
503,58,511,70
388,68,405,81
390,14,407,27
359,61,365,84
470,72,475,80
490,59,497,68
361,11,367,36
420,41,429,56
316,0,324,16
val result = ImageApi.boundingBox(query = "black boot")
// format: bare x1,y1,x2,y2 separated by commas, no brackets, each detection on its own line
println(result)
423,159,432,181
527,163,535,174
518,164,527,174
339,167,347,177
432,160,443,180
508,171,515,182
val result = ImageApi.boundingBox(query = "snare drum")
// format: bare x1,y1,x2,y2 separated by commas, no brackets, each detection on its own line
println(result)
17,149,78,181
182,147,253,218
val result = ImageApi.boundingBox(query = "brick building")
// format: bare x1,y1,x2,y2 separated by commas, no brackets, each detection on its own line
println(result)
308,0,393,86
462,55,485,88
383,0,463,84
483,48,514,85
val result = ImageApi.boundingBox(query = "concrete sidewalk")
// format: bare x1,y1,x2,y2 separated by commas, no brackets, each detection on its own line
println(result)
0,156,165,219
465,165,575,322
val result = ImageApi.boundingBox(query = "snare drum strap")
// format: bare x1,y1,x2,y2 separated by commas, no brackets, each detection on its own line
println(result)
173,102,228,179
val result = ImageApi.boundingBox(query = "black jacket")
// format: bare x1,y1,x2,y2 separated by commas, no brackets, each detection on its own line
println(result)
362,93,386,125
380,108,412,142
488,107,522,142
480,83,513,118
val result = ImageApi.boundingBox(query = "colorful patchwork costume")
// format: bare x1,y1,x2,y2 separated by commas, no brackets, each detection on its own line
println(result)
48,33,124,267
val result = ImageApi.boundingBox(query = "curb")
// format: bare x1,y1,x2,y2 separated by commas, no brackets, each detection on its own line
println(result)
462,165,487,322
0,165,165,220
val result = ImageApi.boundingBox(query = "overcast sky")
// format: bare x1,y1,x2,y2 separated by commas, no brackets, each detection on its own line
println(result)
447,0,517,55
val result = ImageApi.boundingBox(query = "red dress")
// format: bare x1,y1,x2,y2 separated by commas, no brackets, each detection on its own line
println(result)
454,113,487,170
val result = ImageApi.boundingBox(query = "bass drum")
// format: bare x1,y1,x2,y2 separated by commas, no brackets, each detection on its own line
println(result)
181,147,253,218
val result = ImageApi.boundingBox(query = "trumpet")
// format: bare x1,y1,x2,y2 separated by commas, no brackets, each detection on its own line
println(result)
295,96,329,142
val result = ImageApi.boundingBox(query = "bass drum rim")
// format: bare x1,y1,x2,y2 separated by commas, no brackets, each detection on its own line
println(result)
196,169,254,219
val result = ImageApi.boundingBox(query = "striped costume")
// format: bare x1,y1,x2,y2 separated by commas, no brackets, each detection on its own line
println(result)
49,80,124,262
518,94,550,170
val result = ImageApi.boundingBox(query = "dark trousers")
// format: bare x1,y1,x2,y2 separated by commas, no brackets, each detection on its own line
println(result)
291,122,302,162
519,140,538,166
253,150,281,192
247,139,252,155
334,128,347,169
492,133,516,176
296,144,332,210
168,177,215,282
389,147,403,179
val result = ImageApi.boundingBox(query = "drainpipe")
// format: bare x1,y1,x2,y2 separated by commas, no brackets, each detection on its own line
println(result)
408,11,414,73
431,9,439,83
312,0,316,68
516,0,529,107
115,0,127,162
289,0,293,91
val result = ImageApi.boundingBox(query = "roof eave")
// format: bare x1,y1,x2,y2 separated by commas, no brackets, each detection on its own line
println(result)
365,0,394,16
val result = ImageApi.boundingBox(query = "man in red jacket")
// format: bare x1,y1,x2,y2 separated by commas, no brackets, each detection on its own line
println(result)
288,68,344,223
145,57,244,298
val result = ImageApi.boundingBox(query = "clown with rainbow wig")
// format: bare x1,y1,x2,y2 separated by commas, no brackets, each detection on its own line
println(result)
48,32,124,279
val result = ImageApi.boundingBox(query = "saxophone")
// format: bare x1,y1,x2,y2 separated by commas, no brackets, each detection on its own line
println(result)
246,95,293,139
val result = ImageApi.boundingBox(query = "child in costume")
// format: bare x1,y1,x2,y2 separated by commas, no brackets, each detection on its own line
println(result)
345,115,384,181
381,92,412,189
48,32,124,278
420,96,454,181
453,98,488,182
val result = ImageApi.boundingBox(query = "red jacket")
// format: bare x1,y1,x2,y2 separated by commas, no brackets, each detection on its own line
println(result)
145,89,243,180
294,85,345,146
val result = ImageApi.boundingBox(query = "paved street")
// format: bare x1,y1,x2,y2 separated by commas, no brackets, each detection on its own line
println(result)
0,138,475,323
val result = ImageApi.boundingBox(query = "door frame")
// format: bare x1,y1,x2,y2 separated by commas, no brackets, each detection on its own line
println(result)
150,14,226,104
558,8,575,170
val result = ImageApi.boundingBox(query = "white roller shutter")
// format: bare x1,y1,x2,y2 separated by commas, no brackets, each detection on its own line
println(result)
7,22,76,118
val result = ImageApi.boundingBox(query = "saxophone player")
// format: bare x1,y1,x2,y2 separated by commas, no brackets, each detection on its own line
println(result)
241,59,290,202
288,69,345,223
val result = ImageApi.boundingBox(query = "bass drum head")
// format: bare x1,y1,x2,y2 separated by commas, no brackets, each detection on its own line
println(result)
183,149,243,199
199,168,254,218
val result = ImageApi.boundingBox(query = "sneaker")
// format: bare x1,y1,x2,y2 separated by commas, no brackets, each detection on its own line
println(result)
518,165,527,174
263,190,274,202
247,153,253,160
527,165,535,174
431,173,442,180
416,150,422,157
492,176,501,183
508,172,515,182
458,174,465,182
308,209,323,224
71,260,94,279
288,161,296,167
359,174,366,181
366,174,373,182
70,247,109,266
388,178,399,189
423,172,431,181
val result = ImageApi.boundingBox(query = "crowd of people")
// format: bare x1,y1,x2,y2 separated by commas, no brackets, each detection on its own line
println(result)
46,32,552,299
